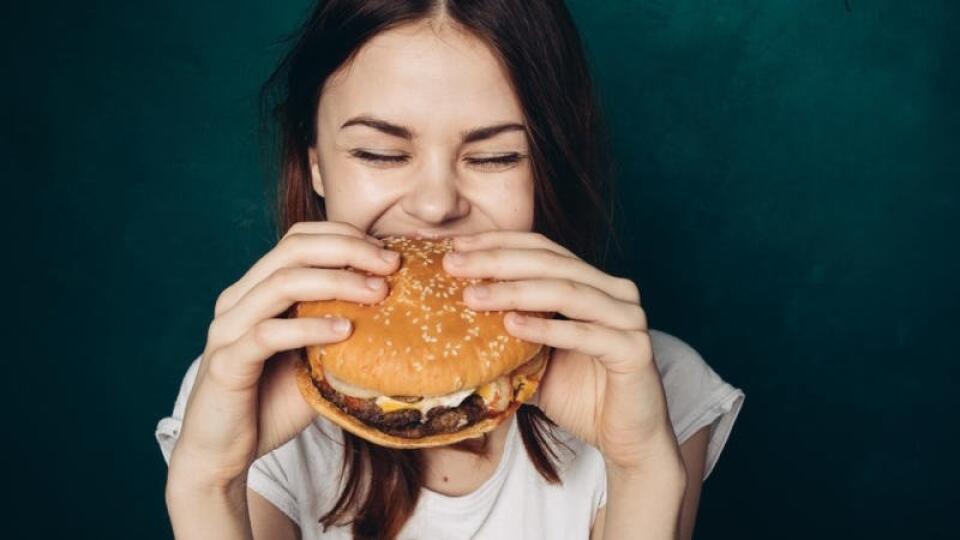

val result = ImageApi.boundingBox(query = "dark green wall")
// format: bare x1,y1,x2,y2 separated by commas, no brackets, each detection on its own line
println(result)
9,0,958,537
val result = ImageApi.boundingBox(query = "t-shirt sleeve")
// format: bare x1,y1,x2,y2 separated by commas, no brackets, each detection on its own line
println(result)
154,354,202,465
650,329,745,480
153,354,300,524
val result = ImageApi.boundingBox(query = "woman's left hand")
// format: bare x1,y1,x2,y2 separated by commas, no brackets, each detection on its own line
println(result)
443,231,682,473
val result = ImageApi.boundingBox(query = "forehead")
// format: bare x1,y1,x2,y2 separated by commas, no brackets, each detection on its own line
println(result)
318,21,525,133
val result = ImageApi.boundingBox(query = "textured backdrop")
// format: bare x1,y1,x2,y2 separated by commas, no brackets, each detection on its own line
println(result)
8,0,958,537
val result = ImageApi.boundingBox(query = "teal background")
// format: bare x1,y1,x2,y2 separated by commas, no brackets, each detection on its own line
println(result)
7,0,958,538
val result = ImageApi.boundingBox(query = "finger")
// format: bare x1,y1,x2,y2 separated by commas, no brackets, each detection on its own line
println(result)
444,247,640,304
452,230,577,259
217,233,400,316
209,267,387,348
286,220,383,246
205,316,352,392
463,279,648,331
502,313,651,376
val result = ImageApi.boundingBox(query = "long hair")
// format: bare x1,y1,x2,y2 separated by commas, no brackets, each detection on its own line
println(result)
258,1,619,538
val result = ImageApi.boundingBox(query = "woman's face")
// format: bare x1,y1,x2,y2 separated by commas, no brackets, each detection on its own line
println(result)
308,20,534,239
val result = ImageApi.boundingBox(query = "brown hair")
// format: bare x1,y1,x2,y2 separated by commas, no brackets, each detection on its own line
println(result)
259,1,619,537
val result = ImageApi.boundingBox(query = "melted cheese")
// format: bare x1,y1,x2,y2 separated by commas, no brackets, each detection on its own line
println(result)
477,376,512,412
376,388,475,419
513,372,539,403
324,364,541,420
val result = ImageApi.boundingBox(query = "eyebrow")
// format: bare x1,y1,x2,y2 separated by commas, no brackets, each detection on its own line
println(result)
339,114,526,144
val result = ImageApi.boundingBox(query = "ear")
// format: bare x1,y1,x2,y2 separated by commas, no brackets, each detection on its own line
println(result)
308,145,324,198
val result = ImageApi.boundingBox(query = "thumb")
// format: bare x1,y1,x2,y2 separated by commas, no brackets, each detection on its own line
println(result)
256,350,318,458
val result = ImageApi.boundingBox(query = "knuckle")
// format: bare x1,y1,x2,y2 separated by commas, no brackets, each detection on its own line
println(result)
617,277,641,303
558,278,579,295
324,268,348,287
207,318,225,344
286,222,307,237
632,304,648,328
251,320,277,350
572,320,592,337
269,266,299,291
279,232,308,253
324,234,353,257
628,331,653,361
533,247,557,263
205,349,232,383
214,287,232,315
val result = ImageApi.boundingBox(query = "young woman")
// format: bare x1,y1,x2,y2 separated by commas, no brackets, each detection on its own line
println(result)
155,1,745,538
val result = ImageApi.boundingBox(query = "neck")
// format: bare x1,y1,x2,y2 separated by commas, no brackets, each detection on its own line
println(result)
418,416,514,496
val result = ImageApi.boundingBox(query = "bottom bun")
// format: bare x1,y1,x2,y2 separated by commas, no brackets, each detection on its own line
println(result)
295,351,548,449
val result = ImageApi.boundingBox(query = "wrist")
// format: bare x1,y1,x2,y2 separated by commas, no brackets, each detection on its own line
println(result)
165,473,252,540
603,426,685,477
167,463,249,497
167,438,253,491
601,452,687,540
606,457,687,496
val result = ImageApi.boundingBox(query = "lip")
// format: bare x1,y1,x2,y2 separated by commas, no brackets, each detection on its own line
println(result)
372,229,467,240
414,229,461,239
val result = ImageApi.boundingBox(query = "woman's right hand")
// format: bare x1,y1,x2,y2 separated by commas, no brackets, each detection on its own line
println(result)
167,221,400,488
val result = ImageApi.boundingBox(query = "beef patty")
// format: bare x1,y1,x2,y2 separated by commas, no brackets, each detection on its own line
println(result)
313,376,490,438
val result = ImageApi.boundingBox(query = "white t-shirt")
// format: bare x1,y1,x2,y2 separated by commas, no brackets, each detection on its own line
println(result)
155,329,745,539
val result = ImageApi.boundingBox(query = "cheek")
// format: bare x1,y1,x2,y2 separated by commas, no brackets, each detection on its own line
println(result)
319,161,399,223
467,172,535,230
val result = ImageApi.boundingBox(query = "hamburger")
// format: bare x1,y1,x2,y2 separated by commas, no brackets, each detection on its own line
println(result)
293,236,551,449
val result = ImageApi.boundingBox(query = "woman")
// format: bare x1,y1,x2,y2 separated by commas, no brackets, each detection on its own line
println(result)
156,1,745,538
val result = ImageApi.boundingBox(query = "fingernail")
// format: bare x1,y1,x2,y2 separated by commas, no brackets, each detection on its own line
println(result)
511,313,527,325
368,235,384,246
333,318,351,334
366,277,384,290
380,249,399,263
446,252,464,265
469,285,489,299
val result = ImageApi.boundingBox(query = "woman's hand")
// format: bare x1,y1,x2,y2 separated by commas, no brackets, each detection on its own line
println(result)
168,221,401,488
443,231,682,474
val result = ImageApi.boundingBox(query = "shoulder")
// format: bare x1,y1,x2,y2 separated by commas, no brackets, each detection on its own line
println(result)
648,328,727,399
647,329,746,479
649,329,707,375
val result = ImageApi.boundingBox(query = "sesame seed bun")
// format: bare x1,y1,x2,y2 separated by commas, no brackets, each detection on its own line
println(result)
295,236,549,396
292,235,552,448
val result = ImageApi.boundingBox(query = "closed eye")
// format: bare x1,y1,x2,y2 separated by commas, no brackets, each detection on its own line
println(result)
350,150,526,170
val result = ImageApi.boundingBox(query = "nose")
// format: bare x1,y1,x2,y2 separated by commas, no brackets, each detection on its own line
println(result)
400,155,469,225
